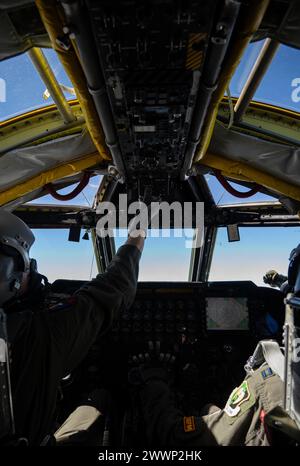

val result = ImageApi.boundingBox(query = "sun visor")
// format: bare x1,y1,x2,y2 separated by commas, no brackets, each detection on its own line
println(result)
0,131,95,193
203,122,300,201
0,2,50,61
209,123,300,187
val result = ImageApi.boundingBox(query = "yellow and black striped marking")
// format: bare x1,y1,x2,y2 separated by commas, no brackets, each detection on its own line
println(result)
186,33,207,70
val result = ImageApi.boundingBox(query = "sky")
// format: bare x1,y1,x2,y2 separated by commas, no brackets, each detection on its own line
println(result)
229,41,300,112
29,175,298,285
1,42,300,284
0,49,73,121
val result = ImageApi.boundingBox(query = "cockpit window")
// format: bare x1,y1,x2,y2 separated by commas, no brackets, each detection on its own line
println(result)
251,44,300,113
115,229,194,281
0,48,74,122
43,48,75,100
31,228,98,283
205,175,276,205
28,175,103,207
229,40,265,97
228,40,300,113
209,226,300,286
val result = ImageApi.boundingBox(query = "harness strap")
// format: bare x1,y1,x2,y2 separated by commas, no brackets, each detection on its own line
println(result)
245,340,285,381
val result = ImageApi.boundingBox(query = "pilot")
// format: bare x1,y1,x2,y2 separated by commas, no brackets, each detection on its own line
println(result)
0,209,145,445
133,249,300,446
135,353,285,446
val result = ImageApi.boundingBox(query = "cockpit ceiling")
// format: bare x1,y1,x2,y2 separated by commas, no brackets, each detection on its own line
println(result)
1,0,300,207
0,1,50,61
1,1,299,60
252,0,300,50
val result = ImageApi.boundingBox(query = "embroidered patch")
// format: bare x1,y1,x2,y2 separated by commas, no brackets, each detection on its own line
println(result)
261,367,274,380
183,416,196,432
224,381,251,418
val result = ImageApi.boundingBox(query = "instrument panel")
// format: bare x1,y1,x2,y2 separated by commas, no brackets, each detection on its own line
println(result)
110,281,284,345
51,278,284,345
56,280,284,422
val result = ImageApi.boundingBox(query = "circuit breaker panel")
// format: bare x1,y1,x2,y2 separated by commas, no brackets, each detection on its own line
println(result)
86,0,217,182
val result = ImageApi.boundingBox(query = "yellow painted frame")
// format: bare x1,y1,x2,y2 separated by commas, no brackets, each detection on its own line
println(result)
35,0,111,162
0,153,100,206
194,0,270,163
203,152,300,202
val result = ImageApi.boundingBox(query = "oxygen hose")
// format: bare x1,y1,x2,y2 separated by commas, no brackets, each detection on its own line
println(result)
214,170,260,198
45,172,91,201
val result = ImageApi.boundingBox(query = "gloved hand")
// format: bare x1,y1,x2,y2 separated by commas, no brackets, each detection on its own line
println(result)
128,341,176,386
128,201,149,239
80,388,112,416
263,270,288,288
128,201,161,239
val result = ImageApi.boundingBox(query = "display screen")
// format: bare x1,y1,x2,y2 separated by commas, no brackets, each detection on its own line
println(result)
206,297,249,330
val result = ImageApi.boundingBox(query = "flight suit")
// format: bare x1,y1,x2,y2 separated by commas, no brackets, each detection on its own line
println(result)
6,244,141,445
140,362,284,446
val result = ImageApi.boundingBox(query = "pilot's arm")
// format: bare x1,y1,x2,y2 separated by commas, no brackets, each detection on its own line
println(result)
43,235,144,375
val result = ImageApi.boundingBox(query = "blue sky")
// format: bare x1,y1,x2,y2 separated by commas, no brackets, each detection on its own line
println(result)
0,49,73,121
230,41,300,112
1,42,299,121
1,42,300,284
30,177,298,285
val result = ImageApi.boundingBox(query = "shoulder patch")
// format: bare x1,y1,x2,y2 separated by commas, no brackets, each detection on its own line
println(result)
183,416,196,432
224,381,255,424
261,367,274,380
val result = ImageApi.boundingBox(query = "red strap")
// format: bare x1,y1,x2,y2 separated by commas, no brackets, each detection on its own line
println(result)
260,409,272,445
45,172,91,201
214,170,260,198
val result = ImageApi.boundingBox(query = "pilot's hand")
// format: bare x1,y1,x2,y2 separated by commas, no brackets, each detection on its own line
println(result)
128,201,148,239
127,201,161,243
126,234,145,252
263,270,279,287
128,341,176,386
263,270,288,288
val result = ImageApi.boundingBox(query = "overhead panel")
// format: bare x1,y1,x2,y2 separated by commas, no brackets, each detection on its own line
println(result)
85,0,216,182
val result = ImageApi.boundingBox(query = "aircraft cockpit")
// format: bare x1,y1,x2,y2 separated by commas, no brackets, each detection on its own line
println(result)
1,0,300,448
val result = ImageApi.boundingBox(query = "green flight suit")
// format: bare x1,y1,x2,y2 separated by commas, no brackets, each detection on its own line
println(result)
140,362,284,446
